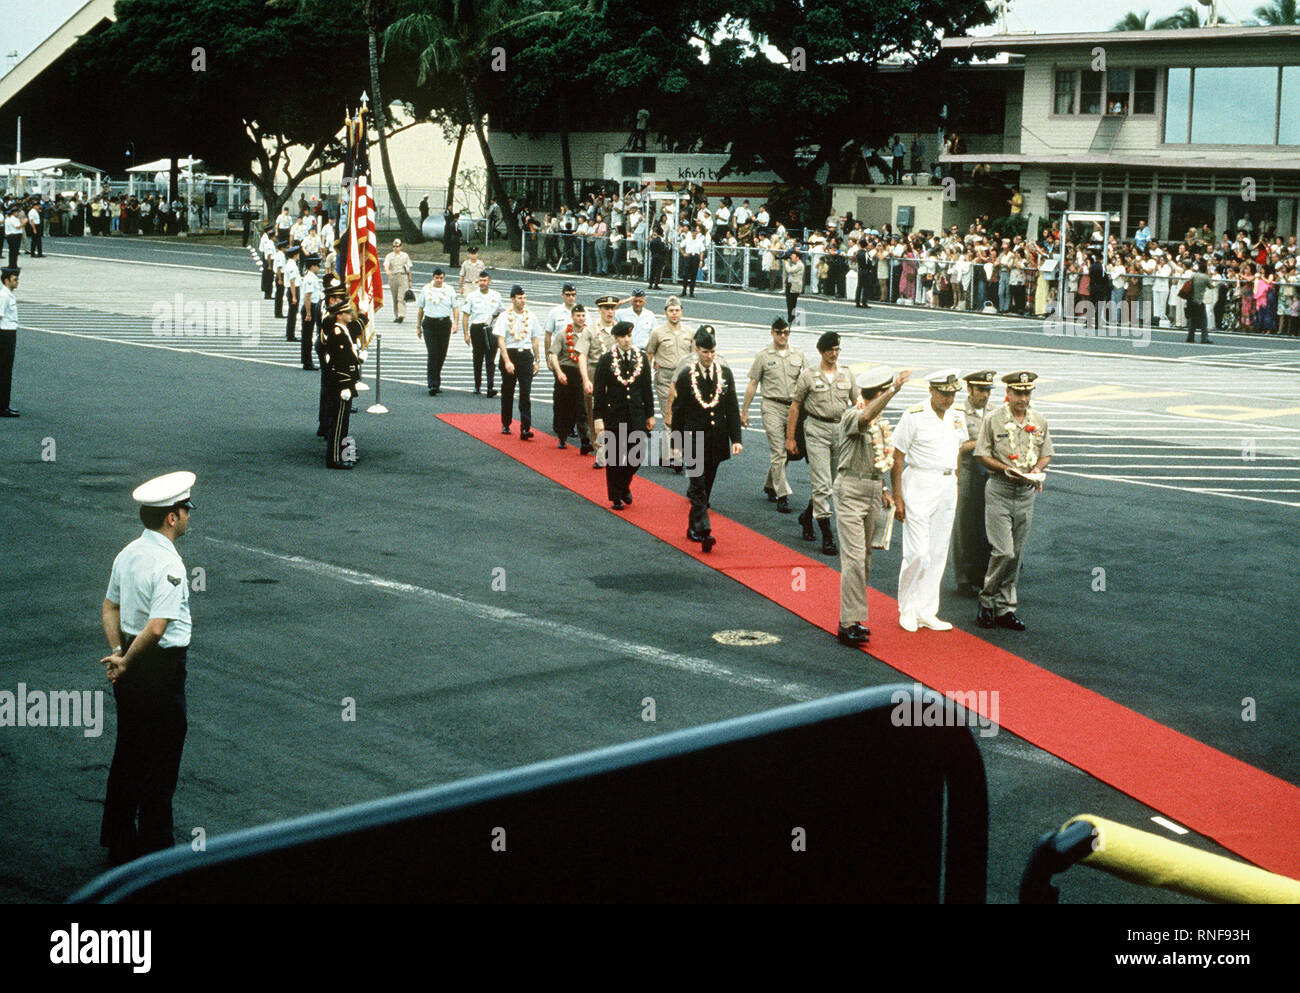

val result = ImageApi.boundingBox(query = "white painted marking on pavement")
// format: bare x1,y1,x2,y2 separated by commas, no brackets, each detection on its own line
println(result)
1151,815,1189,834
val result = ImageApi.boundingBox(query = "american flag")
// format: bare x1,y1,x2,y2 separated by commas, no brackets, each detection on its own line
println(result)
344,109,383,324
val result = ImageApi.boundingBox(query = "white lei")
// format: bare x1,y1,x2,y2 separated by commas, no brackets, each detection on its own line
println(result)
690,360,724,409
506,308,535,343
1006,409,1041,466
611,347,644,386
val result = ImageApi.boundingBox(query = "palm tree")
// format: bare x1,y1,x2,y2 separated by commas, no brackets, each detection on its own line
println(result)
1111,9,1152,29
385,0,562,246
1253,0,1300,24
365,1,423,243
1152,4,1206,28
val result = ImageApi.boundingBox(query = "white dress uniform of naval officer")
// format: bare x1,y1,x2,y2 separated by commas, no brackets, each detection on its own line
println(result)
889,370,966,631
98,471,195,864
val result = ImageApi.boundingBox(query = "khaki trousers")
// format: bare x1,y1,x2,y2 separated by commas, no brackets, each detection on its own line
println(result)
833,475,883,626
389,273,411,319
761,398,793,498
803,416,837,519
980,474,1037,614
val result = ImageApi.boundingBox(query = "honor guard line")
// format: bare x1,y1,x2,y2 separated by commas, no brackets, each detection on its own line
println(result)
441,412,1300,880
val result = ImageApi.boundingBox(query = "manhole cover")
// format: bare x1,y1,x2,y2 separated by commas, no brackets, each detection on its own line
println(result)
712,630,781,647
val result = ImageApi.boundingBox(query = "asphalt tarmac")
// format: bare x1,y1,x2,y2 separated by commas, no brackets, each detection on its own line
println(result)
1,235,1297,904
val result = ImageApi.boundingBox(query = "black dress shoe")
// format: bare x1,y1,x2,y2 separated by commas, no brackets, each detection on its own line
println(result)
428,388,439,396
612,499,625,510
501,425,511,435
775,496,791,514
996,611,1026,631
976,607,996,628
579,441,593,455
764,485,777,502
486,388,499,398
700,534,716,553
798,503,816,541
686,528,703,542
303,364,318,371
622,492,633,506
0,408,18,418
520,429,534,440
837,624,869,646
558,440,567,449
672,464,683,474
326,461,353,470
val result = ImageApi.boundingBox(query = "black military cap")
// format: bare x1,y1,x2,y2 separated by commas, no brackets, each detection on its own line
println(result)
695,325,716,348
1,267,19,279
510,284,525,297
571,303,585,313
562,282,576,293
303,255,321,267
326,297,353,314
1002,371,1038,391
612,320,634,338
276,240,289,249
595,294,620,307
432,267,444,276
816,331,840,352
771,317,789,331
963,369,997,388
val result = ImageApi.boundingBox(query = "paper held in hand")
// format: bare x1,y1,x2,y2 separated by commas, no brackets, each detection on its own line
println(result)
871,503,894,551
1006,467,1046,485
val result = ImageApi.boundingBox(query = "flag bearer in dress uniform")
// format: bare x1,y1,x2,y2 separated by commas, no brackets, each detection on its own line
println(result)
258,226,276,299
548,303,592,453
593,320,655,509
415,267,458,396
890,370,966,632
282,245,301,340
323,296,362,469
577,295,620,466
975,371,1053,631
740,316,807,513
833,367,910,646
299,256,323,370
645,296,693,470
493,284,543,438
98,471,196,865
787,331,859,555
672,325,742,553
317,279,348,436
273,240,288,318
952,369,997,595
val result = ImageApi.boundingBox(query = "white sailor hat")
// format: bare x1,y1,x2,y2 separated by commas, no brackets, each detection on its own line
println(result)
925,369,961,392
132,470,196,509
854,366,894,392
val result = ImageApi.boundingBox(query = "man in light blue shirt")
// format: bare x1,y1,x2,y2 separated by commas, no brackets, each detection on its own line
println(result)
1134,220,1152,251
416,267,459,395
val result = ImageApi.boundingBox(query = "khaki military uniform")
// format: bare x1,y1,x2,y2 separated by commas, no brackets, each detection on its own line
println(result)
747,344,808,500
833,407,892,627
577,322,616,461
952,397,991,589
792,366,859,519
975,403,1053,616
646,322,695,452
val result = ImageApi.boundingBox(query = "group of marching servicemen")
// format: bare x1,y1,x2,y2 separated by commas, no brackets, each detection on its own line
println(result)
256,220,367,470
741,320,1054,646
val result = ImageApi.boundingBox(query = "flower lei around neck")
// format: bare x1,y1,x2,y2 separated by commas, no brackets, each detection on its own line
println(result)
869,419,894,472
1005,407,1040,464
611,346,644,386
506,308,533,343
690,360,724,409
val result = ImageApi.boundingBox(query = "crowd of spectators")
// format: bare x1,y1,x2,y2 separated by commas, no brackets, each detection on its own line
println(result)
516,186,1299,336
0,188,224,241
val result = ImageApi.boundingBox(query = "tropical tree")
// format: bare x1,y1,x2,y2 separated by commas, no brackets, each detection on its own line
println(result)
1253,0,1300,24
1152,4,1207,28
1111,9,1152,29
384,0,565,244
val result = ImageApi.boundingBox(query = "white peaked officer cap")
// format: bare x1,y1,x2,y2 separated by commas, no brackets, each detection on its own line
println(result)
855,367,894,392
924,369,961,393
132,471,196,508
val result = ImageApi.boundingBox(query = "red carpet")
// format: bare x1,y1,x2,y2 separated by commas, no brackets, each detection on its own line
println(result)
441,413,1300,880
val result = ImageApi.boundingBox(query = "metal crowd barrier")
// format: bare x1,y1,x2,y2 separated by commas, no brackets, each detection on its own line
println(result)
71,684,988,904
1020,814,1300,904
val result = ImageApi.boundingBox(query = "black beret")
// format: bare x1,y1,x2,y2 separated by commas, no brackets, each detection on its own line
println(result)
510,284,525,297
694,325,716,348
612,320,634,337
771,317,789,331
816,331,840,352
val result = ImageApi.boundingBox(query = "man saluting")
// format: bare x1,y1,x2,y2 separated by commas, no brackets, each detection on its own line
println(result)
671,325,742,553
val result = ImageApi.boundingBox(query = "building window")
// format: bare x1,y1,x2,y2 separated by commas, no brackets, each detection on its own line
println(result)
1080,71,1104,115
1165,66,1298,145
1054,71,1076,115
1107,69,1132,114
1133,69,1157,115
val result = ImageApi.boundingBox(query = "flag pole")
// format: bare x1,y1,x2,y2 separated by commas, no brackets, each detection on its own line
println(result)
366,333,387,414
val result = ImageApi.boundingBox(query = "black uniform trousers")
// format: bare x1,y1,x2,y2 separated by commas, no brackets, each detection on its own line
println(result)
325,388,352,464
500,348,535,430
650,253,666,288
301,303,321,366
688,456,722,535
681,253,700,296
317,355,330,436
469,322,495,392
261,262,274,299
422,316,452,390
953,460,991,587
100,639,188,861
274,277,285,318
0,329,15,409
5,235,20,269
285,291,299,340
785,290,800,323
553,362,588,442
28,224,42,257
